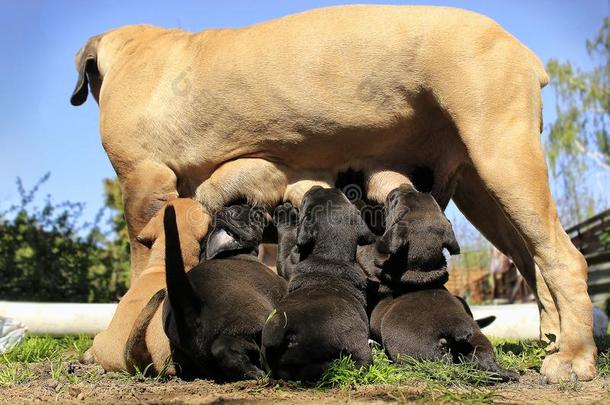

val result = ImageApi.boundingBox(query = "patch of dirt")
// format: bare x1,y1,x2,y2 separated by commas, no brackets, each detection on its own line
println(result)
1,363,609,404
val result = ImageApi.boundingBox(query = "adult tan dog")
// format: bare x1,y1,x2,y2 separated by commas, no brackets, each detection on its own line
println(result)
84,198,209,374
71,5,595,382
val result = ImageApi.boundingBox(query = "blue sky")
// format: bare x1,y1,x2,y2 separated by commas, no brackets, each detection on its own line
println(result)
0,0,608,231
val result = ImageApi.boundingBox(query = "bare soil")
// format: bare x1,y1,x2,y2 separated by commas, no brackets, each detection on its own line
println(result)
1,362,609,404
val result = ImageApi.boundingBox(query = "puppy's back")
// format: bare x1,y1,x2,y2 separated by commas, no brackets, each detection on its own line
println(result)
377,289,478,361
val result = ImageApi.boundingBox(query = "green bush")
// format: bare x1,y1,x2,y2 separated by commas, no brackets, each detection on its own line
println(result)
0,174,130,302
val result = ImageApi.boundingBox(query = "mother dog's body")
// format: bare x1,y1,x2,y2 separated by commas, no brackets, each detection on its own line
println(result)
72,5,594,382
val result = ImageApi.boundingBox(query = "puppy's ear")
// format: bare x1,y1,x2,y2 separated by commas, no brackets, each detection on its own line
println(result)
190,205,211,243
374,223,407,266
355,215,376,246
476,316,496,329
205,228,242,260
443,223,460,255
454,295,474,318
136,216,160,249
296,217,317,249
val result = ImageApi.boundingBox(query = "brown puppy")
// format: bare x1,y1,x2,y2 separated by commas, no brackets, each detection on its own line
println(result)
84,198,209,373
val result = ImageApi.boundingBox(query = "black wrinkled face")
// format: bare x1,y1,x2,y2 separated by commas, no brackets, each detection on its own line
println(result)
201,204,268,260
376,185,459,273
296,187,375,256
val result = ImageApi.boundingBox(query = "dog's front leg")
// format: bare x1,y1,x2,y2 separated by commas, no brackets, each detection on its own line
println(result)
365,170,460,271
194,158,288,214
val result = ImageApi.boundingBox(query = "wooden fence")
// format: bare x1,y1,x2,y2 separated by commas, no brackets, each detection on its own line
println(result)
566,209,610,308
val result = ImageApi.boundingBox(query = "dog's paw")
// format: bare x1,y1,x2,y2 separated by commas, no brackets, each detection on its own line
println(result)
376,185,459,270
274,202,299,228
497,368,521,382
541,350,596,383
243,366,267,381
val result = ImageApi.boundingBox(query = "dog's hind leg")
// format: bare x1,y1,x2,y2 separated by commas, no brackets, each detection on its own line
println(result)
210,335,265,382
448,74,595,382
467,331,520,382
453,166,560,351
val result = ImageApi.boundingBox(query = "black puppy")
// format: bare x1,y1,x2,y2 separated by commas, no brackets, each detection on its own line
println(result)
162,203,287,382
361,249,519,381
263,187,376,382
376,184,460,275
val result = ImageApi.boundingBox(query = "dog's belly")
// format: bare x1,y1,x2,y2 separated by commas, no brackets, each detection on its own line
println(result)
100,5,512,191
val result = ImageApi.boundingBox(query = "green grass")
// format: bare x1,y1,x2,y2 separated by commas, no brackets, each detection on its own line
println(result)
1,333,608,403
0,335,91,364
318,346,505,390
0,362,34,386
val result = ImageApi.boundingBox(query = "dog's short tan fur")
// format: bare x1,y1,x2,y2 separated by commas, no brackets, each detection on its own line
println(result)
72,5,594,382
86,199,209,373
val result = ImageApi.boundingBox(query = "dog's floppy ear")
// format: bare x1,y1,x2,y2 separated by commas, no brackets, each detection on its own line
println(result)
476,316,496,329
454,295,475,318
205,228,242,260
71,36,100,106
443,222,461,255
296,216,317,249
374,223,407,266
355,214,376,246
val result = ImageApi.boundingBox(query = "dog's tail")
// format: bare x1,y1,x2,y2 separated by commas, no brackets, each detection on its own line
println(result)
124,288,167,375
163,205,201,336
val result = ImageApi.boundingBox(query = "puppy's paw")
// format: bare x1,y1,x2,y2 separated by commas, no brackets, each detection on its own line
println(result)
274,202,299,228
243,366,267,381
80,348,97,365
377,185,459,270
497,368,521,382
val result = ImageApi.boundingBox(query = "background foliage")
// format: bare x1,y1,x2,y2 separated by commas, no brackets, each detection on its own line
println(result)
545,17,609,227
0,175,129,302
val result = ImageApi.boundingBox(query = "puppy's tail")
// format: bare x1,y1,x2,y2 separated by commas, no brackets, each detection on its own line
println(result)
261,310,288,374
164,205,201,335
124,288,167,375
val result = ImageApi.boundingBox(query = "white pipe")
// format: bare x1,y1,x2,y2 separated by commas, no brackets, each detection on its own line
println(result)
472,304,541,339
0,301,117,336
472,304,608,339
0,301,607,338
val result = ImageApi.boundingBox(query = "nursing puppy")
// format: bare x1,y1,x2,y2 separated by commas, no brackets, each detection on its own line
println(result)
363,251,519,381
263,187,375,382
161,203,287,381
84,198,209,373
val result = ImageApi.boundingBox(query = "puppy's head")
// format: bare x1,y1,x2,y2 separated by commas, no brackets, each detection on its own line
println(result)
204,204,268,260
137,198,211,269
296,187,375,256
379,185,460,262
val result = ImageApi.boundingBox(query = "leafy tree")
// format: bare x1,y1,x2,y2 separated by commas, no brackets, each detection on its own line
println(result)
545,17,609,226
0,175,130,302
